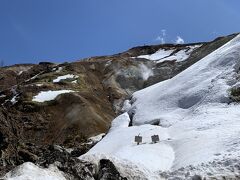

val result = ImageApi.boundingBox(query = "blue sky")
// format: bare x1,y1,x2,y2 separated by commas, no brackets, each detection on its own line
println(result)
1,0,240,66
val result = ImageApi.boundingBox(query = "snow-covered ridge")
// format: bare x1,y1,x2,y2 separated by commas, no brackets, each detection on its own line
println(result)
80,35,240,179
32,90,74,103
136,45,202,63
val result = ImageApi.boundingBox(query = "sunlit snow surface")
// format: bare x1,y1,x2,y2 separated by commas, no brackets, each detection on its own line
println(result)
32,90,74,102
81,35,240,179
53,74,79,83
3,162,66,180
136,45,201,63
138,49,174,61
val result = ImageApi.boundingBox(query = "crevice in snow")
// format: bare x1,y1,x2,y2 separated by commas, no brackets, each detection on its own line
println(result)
148,119,160,126
126,109,135,127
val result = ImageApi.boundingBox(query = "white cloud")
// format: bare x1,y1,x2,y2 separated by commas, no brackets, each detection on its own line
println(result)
161,29,166,37
155,29,167,44
175,36,185,44
155,36,165,44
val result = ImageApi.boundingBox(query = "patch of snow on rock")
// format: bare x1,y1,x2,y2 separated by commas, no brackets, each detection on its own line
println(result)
136,45,201,63
18,71,23,75
53,74,79,83
71,80,78,84
158,45,202,63
0,94,6,98
137,49,174,61
3,162,66,180
35,83,43,87
32,90,74,102
56,67,63,73
10,95,18,104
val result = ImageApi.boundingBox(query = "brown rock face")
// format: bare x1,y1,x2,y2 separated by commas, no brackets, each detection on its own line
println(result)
0,33,238,175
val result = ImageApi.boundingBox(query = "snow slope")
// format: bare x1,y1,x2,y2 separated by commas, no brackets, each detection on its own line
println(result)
136,45,201,63
80,34,240,179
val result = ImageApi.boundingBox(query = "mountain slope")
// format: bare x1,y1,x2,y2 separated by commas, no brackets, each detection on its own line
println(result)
80,34,240,179
0,33,239,178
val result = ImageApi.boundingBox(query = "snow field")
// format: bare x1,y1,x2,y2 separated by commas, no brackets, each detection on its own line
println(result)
136,45,201,63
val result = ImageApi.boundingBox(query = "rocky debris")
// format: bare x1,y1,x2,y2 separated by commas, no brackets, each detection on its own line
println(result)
38,145,91,166
37,145,96,180
18,148,39,163
37,146,127,180
2,144,126,180
0,108,94,176
191,175,202,180
97,159,127,180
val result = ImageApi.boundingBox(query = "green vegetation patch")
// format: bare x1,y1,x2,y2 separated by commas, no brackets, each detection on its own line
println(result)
230,87,240,102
